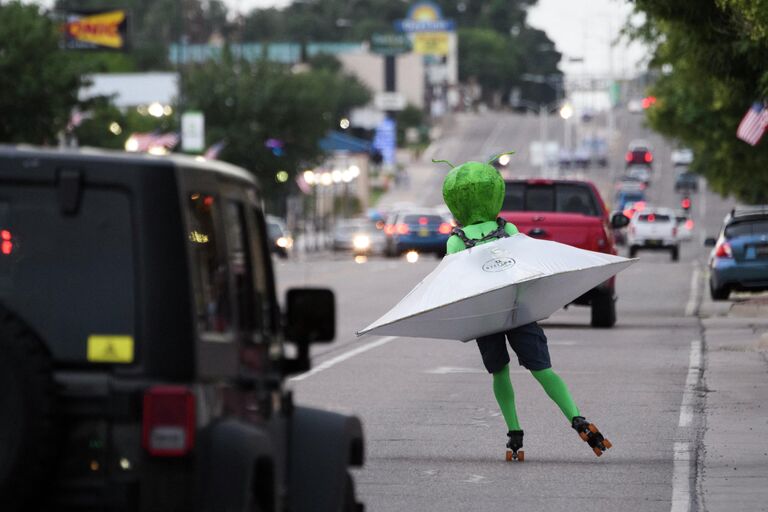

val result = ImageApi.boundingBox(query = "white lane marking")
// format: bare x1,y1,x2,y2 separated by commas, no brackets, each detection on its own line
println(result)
684,264,701,317
426,366,486,375
289,336,397,382
463,474,488,484
678,339,702,427
671,442,692,512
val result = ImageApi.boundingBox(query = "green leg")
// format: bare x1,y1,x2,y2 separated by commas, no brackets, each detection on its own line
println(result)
492,365,521,431
531,368,580,422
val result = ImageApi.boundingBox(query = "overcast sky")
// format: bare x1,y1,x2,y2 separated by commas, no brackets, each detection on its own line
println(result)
221,0,648,78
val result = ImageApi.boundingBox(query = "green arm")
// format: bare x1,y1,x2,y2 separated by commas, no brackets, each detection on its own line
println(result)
504,222,519,236
446,235,465,254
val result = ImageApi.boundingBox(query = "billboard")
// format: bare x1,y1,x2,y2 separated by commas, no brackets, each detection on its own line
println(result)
62,10,128,50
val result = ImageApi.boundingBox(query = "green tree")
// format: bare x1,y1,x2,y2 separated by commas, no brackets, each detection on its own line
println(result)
628,0,768,202
458,28,521,104
0,2,83,143
183,52,370,205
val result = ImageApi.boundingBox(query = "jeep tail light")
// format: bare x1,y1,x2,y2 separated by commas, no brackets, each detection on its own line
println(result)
142,386,195,457
644,152,653,163
625,152,632,162
396,223,409,235
438,223,452,235
714,241,732,258
1,230,12,255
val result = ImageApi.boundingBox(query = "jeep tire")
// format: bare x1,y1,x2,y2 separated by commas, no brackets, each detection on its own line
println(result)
0,306,56,510
590,290,617,328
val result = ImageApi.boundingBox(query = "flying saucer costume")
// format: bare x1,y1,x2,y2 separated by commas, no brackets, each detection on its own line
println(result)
441,157,612,460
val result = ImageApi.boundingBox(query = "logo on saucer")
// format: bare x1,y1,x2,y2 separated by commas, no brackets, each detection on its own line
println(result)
482,257,516,272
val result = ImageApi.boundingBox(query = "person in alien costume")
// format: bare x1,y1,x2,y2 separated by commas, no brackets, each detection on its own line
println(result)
439,154,612,461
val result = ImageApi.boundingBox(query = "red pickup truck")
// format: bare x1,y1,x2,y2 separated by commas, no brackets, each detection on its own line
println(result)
500,179,629,327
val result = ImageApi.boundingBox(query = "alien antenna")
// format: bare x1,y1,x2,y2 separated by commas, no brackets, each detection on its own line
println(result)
486,151,516,165
431,158,455,169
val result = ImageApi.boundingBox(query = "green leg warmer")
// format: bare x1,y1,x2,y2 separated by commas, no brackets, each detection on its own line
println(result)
492,365,521,431
531,368,580,422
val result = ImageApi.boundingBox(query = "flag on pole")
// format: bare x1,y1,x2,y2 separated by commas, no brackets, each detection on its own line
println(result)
203,140,226,159
736,102,768,146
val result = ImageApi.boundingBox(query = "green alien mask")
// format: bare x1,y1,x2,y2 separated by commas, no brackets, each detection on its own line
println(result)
439,153,513,226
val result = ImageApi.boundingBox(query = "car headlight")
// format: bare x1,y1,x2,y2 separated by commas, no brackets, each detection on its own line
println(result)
353,234,371,250
277,236,293,249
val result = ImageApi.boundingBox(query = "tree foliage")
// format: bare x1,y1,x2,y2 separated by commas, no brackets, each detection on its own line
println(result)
182,53,370,201
0,2,83,143
628,0,768,203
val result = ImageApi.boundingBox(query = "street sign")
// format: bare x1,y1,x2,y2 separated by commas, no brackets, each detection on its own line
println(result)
370,33,412,55
414,32,450,56
181,111,205,152
374,92,407,112
61,10,128,50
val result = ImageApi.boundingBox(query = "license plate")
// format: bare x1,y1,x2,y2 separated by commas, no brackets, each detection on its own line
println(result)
419,227,429,237
647,239,661,246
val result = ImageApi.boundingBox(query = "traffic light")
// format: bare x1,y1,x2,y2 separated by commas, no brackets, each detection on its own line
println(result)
681,197,691,211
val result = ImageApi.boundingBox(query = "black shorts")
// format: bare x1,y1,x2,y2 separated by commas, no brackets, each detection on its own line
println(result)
476,322,551,374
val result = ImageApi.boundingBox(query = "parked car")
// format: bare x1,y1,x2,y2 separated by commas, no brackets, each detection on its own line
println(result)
627,207,681,261
266,215,293,258
0,146,364,511
500,179,629,327
332,217,385,256
705,207,768,300
384,209,452,257
674,169,699,193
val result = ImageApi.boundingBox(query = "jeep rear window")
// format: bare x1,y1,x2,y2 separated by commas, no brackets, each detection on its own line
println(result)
0,187,135,364
503,183,599,216
187,193,231,335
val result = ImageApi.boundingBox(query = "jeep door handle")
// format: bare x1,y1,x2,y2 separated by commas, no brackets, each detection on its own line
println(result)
528,228,547,237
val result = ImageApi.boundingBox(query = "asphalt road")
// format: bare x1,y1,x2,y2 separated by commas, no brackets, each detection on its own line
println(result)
275,110,736,511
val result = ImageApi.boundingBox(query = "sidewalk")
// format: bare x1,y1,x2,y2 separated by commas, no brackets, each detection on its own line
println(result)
699,294,768,511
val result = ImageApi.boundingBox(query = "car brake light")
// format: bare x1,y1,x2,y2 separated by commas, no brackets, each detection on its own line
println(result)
384,224,395,236
396,223,409,235
714,241,732,258
644,152,653,163
142,386,195,457
419,217,428,225
647,214,655,222
625,152,632,162
438,223,452,234
685,219,694,230
1,230,12,255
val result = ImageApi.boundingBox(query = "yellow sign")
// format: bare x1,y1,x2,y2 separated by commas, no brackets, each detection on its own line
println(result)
413,32,450,56
87,335,134,363
65,10,126,49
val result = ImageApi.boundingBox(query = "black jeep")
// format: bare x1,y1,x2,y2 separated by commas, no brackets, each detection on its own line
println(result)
0,146,364,511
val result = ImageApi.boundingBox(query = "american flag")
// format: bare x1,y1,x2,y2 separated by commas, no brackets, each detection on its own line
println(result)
126,132,180,152
736,103,768,146
203,140,226,159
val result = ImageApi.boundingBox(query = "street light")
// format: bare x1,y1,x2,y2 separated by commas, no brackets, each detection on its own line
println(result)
559,102,574,154
559,103,574,120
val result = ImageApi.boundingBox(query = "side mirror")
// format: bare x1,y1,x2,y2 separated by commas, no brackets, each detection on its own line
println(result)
285,288,335,344
704,237,717,247
610,212,630,229
282,288,335,376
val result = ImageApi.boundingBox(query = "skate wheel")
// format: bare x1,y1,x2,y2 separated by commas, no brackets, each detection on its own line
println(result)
603,439,612,449
592,446,602,457
505,450,513,462
517,450,525,462
579,431,589,442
